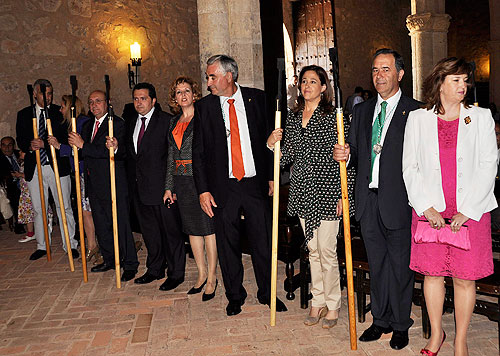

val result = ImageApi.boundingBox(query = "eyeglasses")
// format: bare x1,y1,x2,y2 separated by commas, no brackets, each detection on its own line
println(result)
88,99,105,105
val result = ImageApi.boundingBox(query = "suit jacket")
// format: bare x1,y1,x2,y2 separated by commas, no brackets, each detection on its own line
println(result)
81,114,127,200
16,105,71,181
125,107,172,206
403,104,497,221
193,87,272,207
348,94,420,229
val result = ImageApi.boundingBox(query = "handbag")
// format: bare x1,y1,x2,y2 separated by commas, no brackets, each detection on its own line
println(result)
414,219,471,251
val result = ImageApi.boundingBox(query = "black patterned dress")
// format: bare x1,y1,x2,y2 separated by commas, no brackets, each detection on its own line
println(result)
280,107,355,245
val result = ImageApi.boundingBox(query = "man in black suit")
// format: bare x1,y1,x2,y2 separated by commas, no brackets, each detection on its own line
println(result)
108,83,185,288
16,79,78,260
0,136,24,233
69,90,138,281
334,49,420,350
193,54,287,316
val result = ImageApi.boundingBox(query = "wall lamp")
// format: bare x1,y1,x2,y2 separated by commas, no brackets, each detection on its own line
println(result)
128,42,142,89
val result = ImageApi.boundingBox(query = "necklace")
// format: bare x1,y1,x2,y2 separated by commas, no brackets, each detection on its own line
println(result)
373,102,397,155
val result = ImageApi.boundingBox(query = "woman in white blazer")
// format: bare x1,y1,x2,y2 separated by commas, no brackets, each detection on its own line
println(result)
403,57,496,356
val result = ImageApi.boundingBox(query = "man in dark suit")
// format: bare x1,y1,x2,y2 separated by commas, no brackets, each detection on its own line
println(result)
16,79,78,260
109,82,185,288
0,136,24,233
69,90,138,281
334,49,420,350
192,54,287,316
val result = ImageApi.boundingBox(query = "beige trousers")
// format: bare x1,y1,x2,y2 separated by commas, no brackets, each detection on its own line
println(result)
300,218,341,311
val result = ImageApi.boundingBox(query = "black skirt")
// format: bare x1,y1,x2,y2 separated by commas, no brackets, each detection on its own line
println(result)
174,175,215,236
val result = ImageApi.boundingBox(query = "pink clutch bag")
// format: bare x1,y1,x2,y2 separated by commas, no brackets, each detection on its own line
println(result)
414,220,471,251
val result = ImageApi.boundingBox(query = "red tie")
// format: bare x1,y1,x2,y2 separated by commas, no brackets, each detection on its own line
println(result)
91,120,100,142
228,99,245,180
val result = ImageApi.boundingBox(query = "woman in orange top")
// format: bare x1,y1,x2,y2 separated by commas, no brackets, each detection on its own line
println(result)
164,77,217,300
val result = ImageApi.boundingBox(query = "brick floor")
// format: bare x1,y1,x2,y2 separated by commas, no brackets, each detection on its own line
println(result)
0,227,498,355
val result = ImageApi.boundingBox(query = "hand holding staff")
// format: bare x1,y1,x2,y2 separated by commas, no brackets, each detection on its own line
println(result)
41,84,74,272
105,75,121,289
70,76,88,282
27,84,51,261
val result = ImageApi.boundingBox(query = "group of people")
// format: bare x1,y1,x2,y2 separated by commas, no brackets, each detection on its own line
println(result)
270,48,495,356
9,49,496,355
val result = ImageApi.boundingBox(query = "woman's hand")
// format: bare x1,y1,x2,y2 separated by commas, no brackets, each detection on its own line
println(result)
333,143,350,162
336,199,343,217
423,207,445,229
47,136,61,150
68,132,84,149
163,190,174,207
267,128,283,148
450,212,469,233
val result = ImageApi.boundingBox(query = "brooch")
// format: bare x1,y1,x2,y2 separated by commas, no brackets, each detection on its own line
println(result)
402,111,406,115
464,116,471,125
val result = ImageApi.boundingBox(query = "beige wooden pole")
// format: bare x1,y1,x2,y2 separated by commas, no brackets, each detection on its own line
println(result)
108,116,121,288
336,107,357,350
46,119,74,272
270,99,281,326
71,115,87,282
32,118,51,261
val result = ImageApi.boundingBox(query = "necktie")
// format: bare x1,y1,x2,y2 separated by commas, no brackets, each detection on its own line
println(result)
38,110,48,165
91,119,100,142
370,101,388,181
137,116,147,149
228,99,245,180
9,156,20,172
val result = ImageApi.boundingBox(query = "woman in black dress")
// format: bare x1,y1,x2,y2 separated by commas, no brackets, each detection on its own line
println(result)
164,77,217,301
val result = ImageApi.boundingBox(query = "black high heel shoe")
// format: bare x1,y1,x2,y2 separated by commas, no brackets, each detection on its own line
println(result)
187,279,207,295
202,280,218,301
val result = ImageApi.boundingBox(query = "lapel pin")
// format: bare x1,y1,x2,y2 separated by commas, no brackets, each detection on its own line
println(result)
402,111,406,115
464,116,471,125
249,98,252,102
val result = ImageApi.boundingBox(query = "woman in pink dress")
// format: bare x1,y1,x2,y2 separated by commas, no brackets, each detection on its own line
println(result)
403,57,496,356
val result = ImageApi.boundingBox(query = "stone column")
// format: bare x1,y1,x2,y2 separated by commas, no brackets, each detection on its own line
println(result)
196,0,264,94
406,0,450,101
490,0,500,105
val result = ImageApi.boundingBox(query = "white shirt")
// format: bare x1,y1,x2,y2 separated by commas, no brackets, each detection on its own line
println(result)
133,107,155,153
219,83,256,178
91,113,108,140
369,88,402,188
35,103,50,126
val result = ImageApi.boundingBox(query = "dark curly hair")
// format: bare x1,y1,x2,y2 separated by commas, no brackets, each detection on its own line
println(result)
168,76,202,114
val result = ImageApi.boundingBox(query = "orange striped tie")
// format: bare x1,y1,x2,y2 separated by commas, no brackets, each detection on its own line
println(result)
228,99,245,180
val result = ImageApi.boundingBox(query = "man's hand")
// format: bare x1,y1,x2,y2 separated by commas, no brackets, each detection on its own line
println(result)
30,138,45,151
268,181,274,196
450,212,469,233
47,135,61,150
68,132,84,149
199,192,217,218
423,207,445,230
106,136,118,150
333,143,350,162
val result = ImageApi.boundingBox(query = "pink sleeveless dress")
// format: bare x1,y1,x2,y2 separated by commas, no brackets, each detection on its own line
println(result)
409,117,494,280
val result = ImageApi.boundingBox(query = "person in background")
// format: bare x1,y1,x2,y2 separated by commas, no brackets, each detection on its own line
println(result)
164,76,217,300
268,65,355,328
15,150,35,243
48,95,99,263
345,86,364,115
0,136,23,233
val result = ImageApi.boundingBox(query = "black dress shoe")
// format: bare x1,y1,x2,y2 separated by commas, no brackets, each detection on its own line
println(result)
188,279,207,295
134,272,164,284
14,223,26,234
201,280,217,301
29,249,47,260
226,299,245,316
389,330,409,350
159,277,184,291
70,249,80,259
91,263,115,272
257,296,288,312
121,270,137,282
359,324,393,342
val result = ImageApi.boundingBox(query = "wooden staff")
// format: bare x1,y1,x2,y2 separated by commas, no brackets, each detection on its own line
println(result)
40,84,74,272
330,47,357,350
27,84,51,261
270,58,285,326
105,75,121,288
70,76,87,282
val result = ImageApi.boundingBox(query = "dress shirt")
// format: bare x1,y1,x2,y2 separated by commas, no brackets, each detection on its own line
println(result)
91,114,107,142
35,103,50,125
369,88,402,188
219,83,256,178
133,107,155,153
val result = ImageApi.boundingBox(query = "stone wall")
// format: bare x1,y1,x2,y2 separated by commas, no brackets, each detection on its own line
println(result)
0,0,200,139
